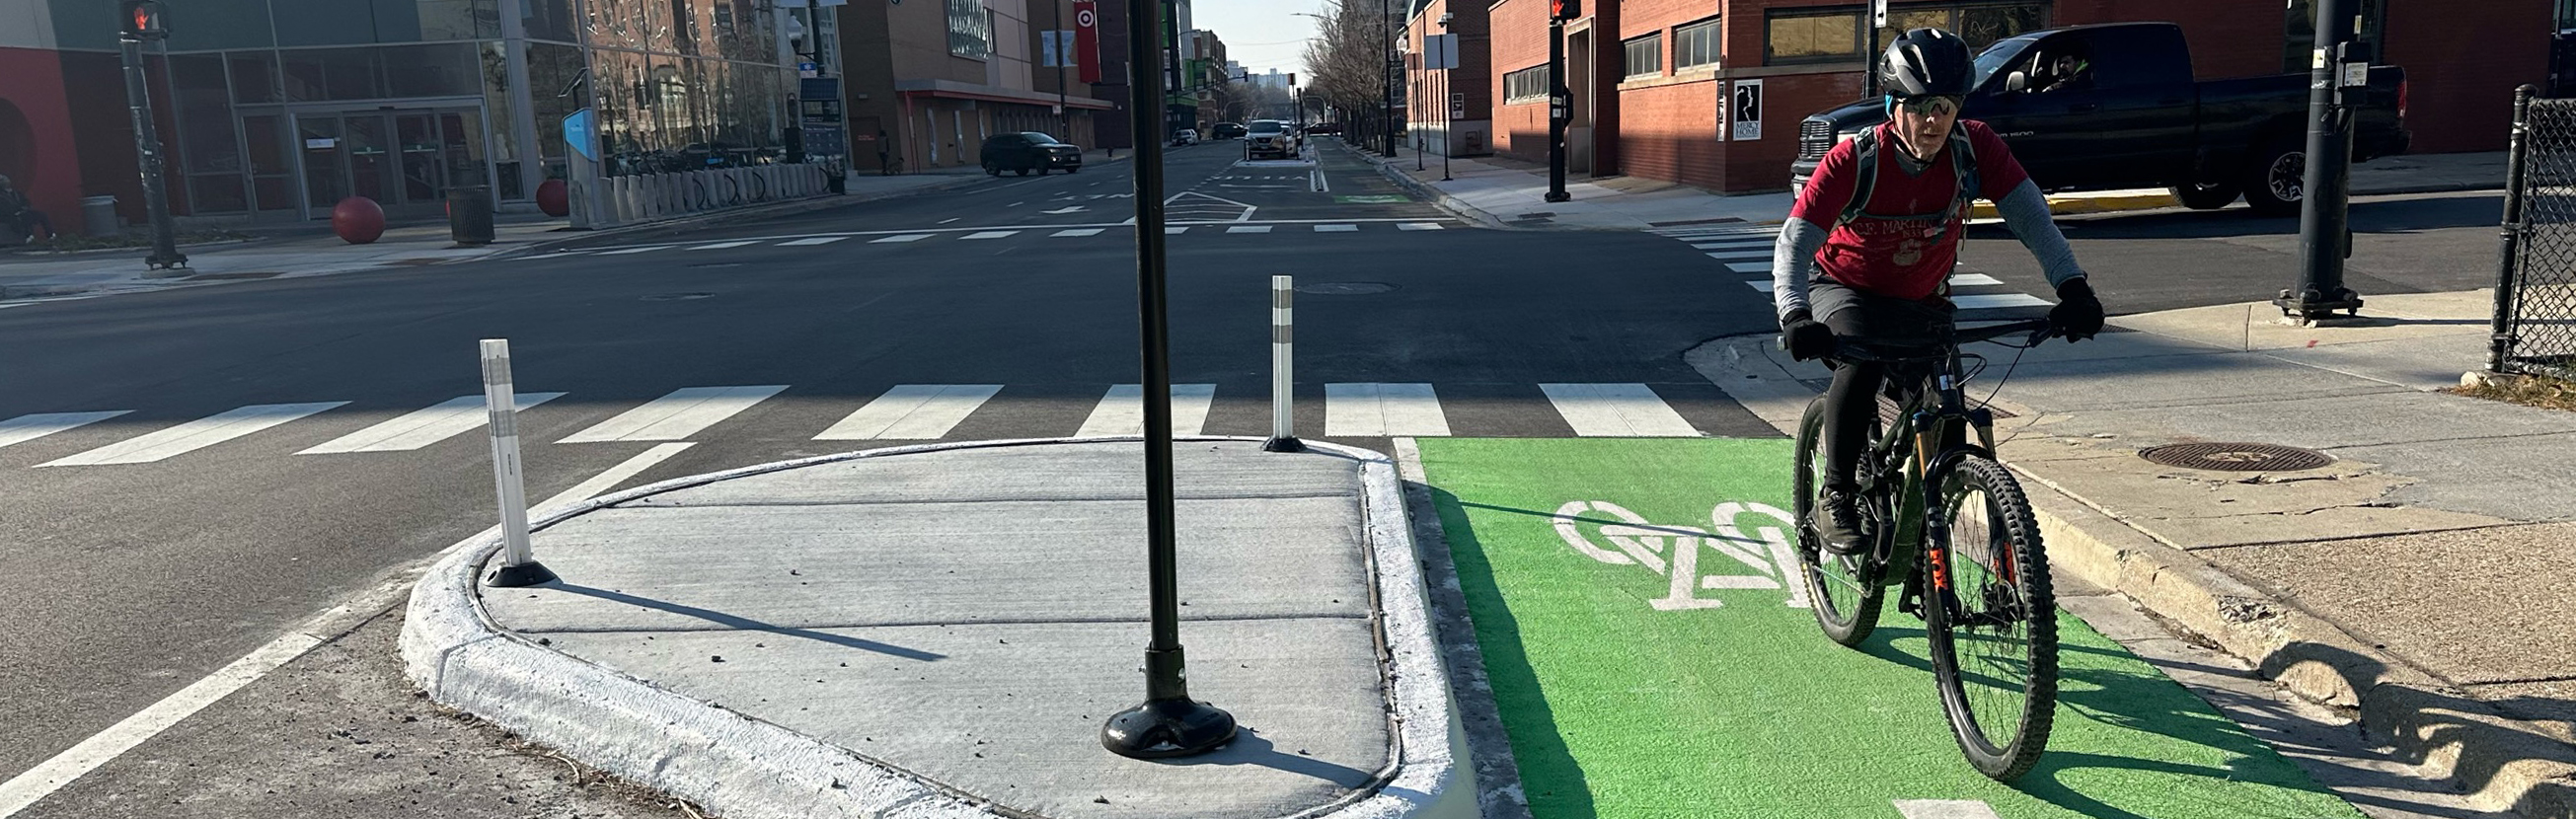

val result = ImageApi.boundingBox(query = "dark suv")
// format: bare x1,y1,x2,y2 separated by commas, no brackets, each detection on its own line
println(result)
1211,122,1248,139
979,132,1082,176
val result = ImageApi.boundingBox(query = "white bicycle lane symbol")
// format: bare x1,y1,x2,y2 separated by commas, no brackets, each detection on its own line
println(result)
1551,500,1812,611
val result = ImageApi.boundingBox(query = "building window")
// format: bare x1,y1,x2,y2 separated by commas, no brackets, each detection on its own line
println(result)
948,0,990,58
1624,33,1663,79
1875,4,2050,52
1771,3,2052,66
1767,10,1862,64
1505,65,1552,103
1675,18,1721,70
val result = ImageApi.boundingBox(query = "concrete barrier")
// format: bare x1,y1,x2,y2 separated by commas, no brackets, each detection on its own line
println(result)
610,175,633,223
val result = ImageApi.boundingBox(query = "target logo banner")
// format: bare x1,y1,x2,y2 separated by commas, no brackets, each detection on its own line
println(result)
1074,0,1101,84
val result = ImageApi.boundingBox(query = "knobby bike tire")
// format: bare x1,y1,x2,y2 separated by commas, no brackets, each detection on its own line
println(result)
1922,455,2059,782
1792,396,1882,647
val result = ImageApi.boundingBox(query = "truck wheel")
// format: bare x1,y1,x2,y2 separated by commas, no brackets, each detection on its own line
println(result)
2242,139,2306,217
2171,182,2241,210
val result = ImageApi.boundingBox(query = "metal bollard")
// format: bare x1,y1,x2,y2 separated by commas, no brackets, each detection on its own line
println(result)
481,338,558,587
1263,275,1304,452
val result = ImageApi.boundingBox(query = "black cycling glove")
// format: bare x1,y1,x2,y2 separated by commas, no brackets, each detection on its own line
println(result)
2051,277,2105,341
1780,309,1837,362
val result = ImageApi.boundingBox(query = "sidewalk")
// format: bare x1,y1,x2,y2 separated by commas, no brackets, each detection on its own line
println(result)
401,438,1466,819
1349,139,2505,231
1693,291,2576,818
0,170,988,301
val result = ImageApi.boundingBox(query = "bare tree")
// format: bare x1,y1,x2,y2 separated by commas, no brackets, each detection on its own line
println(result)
1301,0,1399,124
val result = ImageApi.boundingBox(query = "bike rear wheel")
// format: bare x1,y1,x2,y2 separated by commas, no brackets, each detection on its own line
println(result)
1923,455,2059,782
1792,396,1882,647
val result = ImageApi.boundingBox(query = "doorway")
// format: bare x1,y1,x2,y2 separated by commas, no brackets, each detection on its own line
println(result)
290,107,492,219
1566,28,1594,175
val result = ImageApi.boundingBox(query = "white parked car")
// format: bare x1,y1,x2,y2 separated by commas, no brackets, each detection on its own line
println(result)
1245,120,1299,160
1170,128,1200,146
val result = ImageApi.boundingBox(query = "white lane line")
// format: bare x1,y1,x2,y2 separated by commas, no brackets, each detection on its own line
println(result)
1398,222,1443,231
296,393,567,454
594,246,671,256
38,403,348,467
938,217,961,224
1051,228,1105,237
1948,272,2004,286
1892,800,2005,819
1075,384,1217,437
871,234,935,243
961,231,1021,240
777,236,850,246
687,241,757,251
0,411,131,451
1724,261,1771,274
1539,384,1702,437
1705,251,1771,261
557,386,787,443
1325,383,1450,437
1691,240,1773,251
1166,226,1188,234
815,384,1003,440
1314,224,1359,232
1953,293,2053,309
518,252,589,261
533,442,696,514
1226,225,1272,234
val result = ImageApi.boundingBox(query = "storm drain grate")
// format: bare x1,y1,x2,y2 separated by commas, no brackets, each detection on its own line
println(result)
2139,442,2334,472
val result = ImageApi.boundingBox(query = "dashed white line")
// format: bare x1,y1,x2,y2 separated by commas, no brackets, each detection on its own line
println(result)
871,234,935,243
1051,228,1106,237
687,241,757,251
594,246,671,256
1226,225,1272,234
777,236,850,246
960,231,1021,240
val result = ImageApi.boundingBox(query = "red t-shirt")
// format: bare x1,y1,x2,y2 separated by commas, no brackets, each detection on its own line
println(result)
1788,119,2029,301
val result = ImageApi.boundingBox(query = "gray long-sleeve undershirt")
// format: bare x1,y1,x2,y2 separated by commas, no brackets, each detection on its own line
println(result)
1770,178,2085,323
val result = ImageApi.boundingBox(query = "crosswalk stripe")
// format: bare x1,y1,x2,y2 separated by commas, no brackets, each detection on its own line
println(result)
777,236,851,246
595,246,671,256
1539,384,1701,437
558,386,787,443
1953,293,2053,309
814,384,1002,440
1075,384,1217,437
1706,250,1770,261
688,241,757,251
1051,228,1105,237
871,234,935,243
0,411,132,451
961,231,1020,240
1948,272,2004,286
1227,225,1272,234
1166,226,1189,234
1744,280,1775,293
296,393,567,454
1398,222,1444,231
1326,383,1450,437
1314,224,1359,232
1725,261,1770,273
38,403,349,466
1692,240,1773,251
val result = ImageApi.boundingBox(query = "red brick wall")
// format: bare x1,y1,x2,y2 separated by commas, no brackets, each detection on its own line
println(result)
1616,79,1722,187
2385,0,2547,153
1490,0,1551,162
1721,68,1861,191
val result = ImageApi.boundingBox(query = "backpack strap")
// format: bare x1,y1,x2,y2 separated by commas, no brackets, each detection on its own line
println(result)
1836,127,1881,228
1945,125,1979,217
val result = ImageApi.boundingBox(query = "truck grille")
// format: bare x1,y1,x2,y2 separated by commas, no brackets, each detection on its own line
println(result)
1799,119,1833,161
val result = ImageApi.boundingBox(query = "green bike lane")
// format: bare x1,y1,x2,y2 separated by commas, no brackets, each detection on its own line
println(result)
1408,437,2364,819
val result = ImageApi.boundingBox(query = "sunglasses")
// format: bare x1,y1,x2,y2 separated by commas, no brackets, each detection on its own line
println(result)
1895,95,1963,116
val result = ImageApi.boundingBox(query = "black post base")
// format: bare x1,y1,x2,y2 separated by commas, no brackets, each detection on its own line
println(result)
2273,289,2366,323
1101,697,1238,759
1261,436,1306,453
485,560,561,588
1543,191,1570,203
144,252,189,270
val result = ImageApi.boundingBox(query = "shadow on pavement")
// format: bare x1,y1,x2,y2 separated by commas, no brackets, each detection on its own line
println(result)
1428,485,1602,819
544,582,947,661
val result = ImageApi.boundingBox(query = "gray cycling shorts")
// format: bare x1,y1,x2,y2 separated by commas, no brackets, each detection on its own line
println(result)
1810,278,1956,348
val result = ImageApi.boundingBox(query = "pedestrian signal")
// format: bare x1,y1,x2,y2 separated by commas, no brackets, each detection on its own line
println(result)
1551,0,1581,21
120,0,169,39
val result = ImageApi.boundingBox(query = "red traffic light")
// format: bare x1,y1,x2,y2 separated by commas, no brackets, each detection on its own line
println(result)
120,0,169,39
1551,0,1581,20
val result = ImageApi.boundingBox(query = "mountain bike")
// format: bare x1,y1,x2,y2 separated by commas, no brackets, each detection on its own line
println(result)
1788,317,2060,782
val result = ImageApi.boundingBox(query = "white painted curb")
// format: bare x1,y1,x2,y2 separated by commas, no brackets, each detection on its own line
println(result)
400,435,1465,819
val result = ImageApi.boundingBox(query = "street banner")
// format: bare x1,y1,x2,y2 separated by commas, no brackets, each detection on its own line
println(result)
1041,31,1061,68
1074,0,1101,84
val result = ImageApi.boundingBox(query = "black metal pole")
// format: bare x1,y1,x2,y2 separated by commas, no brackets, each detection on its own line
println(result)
1381,0,1396,156
1545,17,1569,203
1440,47,1451,181
2492,84,2536,374
118,37,186,270
2278,0,2364,322
1163,0,1182,143
1102,0,1236,761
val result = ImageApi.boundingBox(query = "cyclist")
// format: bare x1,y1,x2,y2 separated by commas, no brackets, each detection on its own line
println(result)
1770,28,2105,555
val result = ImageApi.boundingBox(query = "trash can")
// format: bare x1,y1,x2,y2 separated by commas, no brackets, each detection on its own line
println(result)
448,185,494,247
81,195,119,237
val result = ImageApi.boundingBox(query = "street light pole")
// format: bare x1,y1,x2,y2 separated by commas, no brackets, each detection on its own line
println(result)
2278,0,2367,322
1381,0,1396,156
114,4,186,272
1544,10,1569,203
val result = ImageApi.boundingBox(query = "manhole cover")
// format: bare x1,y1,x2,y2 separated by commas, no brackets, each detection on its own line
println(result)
641,292,716,301
2138,442,2333,472
1296,282,1396,295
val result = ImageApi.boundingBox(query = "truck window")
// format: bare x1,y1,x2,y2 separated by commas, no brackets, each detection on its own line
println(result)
2070,25,2192,91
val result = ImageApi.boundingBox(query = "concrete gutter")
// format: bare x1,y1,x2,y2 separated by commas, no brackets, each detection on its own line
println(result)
1334,142,1517,231
400,435,1468,819
1687,333,2576,819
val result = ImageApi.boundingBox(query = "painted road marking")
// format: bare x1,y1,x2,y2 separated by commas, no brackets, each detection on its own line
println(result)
1538,383,1701,437
533,442,696,515
297,393,567,454
557,386,787,443
1551,498,1807,611
814,384,1003,440
871,234,935,243
960,231,1021,240
37,403,348,466
1398,222,1444,231
1705,250,1771,261
1693,241,1771,251
595,246,670,256
687,241,757,251
1893,800,2006,819
1953,293,2053,309
519,252,589,261
1326,382,1450,437
1074,384,1217,437
1051,228,1106,237
1167,226,1189,235
0,411,131,451
1725,261,1771,274
1227,225,1272,234
1744,281,1775,293
1947,273,2005,286
1314,224,1359,232
777,236,850,246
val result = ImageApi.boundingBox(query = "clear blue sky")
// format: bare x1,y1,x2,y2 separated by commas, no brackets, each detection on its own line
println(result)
1193,0,1327,76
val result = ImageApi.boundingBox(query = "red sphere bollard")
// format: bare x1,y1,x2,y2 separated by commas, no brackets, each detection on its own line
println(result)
332,196,386,244
535,179,569,217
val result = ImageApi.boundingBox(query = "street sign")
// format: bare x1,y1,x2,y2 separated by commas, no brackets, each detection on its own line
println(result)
562,109,595,161
1424,34,1459,70
1450,91,1466,119
1870,0,1888,28
797,61,817,72
800,77,839,100
803,124,846,157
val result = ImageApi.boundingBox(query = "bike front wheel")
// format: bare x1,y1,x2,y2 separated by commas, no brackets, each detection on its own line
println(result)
1792,396,1882,647
1923,455,2059,782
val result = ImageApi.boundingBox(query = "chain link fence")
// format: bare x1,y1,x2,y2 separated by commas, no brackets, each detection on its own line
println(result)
2496,86,2576,382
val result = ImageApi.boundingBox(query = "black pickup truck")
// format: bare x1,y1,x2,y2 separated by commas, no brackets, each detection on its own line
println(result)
1789,23,2410,216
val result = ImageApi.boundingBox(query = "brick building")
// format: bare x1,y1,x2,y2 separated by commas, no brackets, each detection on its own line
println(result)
839,0,1117,174
1481,0,2551,193
1404,0,1495,156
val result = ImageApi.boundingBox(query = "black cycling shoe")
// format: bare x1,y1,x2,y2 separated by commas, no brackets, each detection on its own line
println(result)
1816,487,1867,556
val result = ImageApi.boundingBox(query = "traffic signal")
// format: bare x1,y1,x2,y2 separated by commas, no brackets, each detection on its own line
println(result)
1288,72,1297,87
119,0,169,39
1551,0,1580,21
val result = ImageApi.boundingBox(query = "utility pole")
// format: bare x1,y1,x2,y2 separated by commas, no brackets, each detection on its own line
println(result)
1544,0,1575,202
1164,0,1183,142
115,1,185,272
2278,0,2367,322
1381,0,1396,156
